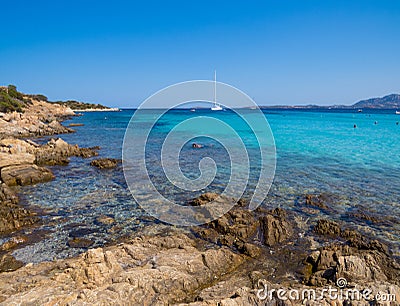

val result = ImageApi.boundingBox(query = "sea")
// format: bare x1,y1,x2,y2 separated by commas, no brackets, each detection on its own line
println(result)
6,108,400,263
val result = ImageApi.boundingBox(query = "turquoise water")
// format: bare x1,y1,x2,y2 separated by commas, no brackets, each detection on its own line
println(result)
8,109,400,262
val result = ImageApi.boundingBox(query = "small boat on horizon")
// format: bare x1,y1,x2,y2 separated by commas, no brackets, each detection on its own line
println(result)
211,70,223,111
358,109,363,112
396,111,400,115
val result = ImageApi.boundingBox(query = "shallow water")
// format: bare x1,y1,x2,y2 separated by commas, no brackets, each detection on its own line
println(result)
9,108,400,262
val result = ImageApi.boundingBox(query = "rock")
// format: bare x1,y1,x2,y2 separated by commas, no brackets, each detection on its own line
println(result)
189,192,220,206
1,164,55,186
0,235,28,251
314,219,341,236
0,138,37,154
35,138,99,165
0,254,23,273
0,152,35,168
67,237,95,248
0,100,75,138
94,215,115,226
0,232,245,305
235,241,261,258
0,183,39,234
336,254,387,283
260,213,292,246
193,197,259,255
0,182,18,204
90,158,121,169
77,146,100,158
68,123,84,127
304,193,331,209
69,228,97,238
347,210,380,224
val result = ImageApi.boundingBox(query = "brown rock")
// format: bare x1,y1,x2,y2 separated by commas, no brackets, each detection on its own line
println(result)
189,192,220,206
260,213,292,246
90,158,121,169
347,210,380,224
0,152,35,168
0,232,245,305
0,183,39,234
0,235,28,251
0,254,23,273
35,138,99,165
94,215,115,225
314,219,341,236
67,237,95,248
1,164,54,186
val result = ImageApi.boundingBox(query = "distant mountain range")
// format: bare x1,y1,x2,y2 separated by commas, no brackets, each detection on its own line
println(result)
260,94,400,109
352,94,400,109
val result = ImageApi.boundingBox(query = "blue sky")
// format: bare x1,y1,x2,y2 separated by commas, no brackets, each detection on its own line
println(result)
1,0,399,107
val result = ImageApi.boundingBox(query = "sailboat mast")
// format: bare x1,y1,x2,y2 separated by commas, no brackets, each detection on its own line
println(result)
214,70,217,105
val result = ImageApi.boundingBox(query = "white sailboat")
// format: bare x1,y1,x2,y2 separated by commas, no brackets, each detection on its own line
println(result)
211,70,223,111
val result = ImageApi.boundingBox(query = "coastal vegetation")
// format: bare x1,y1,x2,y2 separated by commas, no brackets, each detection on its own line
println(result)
0,85,25,113
51,100,110,110
0,85,110,113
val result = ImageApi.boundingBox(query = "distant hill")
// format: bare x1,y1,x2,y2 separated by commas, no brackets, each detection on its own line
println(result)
51,100,110,110
1,85,112,113
352,94,400,109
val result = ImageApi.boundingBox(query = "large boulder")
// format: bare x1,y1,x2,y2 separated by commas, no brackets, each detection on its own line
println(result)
0,152,35,169
259,209,292,246
1,164,54,186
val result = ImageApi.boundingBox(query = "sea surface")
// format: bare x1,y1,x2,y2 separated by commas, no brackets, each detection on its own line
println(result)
6,108,400,262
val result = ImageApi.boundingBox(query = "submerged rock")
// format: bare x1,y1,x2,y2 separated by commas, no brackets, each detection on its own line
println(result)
90,158,121,169
314,219,341,236
67,237,95,248
95,215,115,226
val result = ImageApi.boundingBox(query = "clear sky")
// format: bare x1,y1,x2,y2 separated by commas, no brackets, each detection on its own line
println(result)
1,0,399,107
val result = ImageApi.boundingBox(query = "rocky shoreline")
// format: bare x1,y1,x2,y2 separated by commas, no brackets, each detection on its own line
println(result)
0,99,103,270
0,101,399,305
0,194,399,304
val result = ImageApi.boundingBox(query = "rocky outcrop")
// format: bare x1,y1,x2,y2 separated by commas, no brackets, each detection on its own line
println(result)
192,194,293,258
0,183,39,234
1,164,55,186
306,219,400,288
0,138,99,168
0,152,35,168
259,208,292,246
34,138,99,165
90,158,121,169
0,233,244,305
0,137,99,239
0,100,75,139
313,219,341,236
